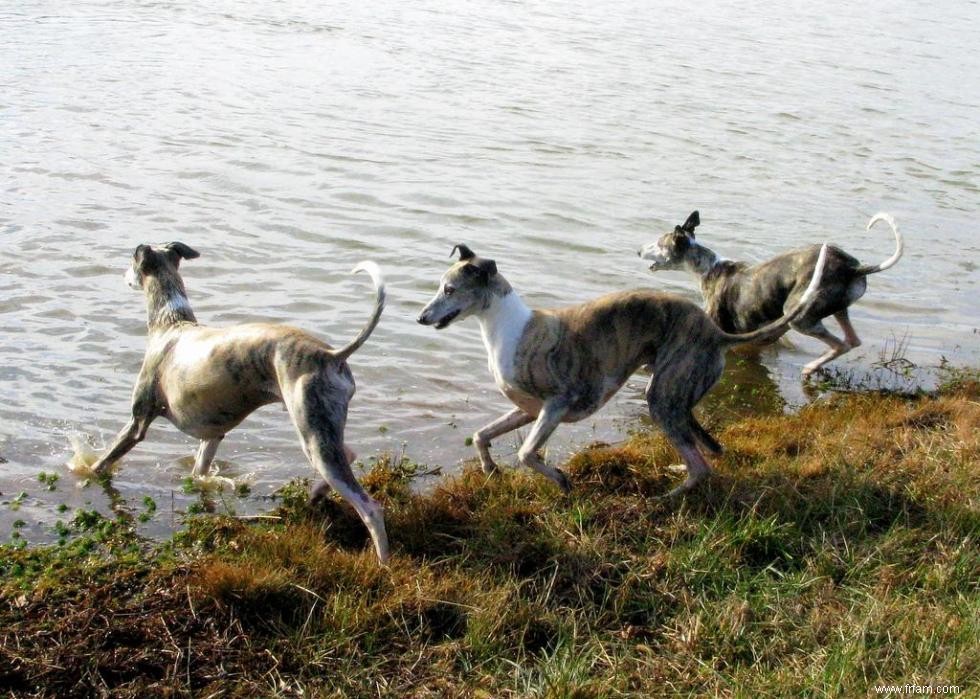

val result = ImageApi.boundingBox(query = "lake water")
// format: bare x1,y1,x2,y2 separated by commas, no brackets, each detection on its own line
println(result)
2,0,978,539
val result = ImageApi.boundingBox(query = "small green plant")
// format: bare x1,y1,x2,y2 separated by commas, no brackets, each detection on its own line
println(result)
37,471,59,491
6,491,28,512
138,496,157,523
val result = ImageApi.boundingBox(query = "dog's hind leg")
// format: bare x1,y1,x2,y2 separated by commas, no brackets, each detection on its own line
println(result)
473,408,534,474
191,437,223,478
310,445,357,504
308,434,390,563
287,375,390,563
795,320,852,378
650,408,713,497
691,416,723,456
516,399,572,493
645,368,718,496
670,355,725,457
834,309,862,349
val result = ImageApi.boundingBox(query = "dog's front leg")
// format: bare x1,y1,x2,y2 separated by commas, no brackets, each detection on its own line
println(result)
191,438,223,478
516,398,572,493
473,408,534,474
91,415,153,475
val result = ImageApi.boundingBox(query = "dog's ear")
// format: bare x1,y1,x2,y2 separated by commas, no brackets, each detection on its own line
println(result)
680,210,700,237
165,242,200,261
461,257,497,281
133,244,158,270
475,257,497,277
450,244,476,261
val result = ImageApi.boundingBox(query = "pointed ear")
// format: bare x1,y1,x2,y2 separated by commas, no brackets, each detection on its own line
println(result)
680,210,700,236
450,244,476,261
165,242,200,260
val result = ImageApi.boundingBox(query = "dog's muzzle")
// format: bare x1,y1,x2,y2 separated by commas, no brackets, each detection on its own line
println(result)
417,309,460,330
434,310,460,329
124,267,141,290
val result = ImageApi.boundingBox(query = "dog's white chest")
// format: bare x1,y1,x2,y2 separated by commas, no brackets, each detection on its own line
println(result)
478,292,532,390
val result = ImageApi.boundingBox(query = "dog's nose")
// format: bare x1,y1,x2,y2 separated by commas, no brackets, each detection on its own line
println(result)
416,313,427,325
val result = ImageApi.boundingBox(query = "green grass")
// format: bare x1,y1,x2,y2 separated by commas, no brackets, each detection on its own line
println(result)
1,373,978,697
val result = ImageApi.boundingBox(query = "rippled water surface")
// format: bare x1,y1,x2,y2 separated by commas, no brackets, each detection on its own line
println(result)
2,0,978,537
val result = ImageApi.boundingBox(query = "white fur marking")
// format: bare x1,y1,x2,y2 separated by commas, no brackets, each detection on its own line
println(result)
169,334,214,368
476,291,533,387
163,295,192,317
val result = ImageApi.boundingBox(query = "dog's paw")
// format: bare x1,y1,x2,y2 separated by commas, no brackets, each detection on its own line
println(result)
309,480,332,505
554,469,572,495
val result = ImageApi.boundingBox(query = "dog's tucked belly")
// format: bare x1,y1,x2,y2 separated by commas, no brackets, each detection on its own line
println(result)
500,384,543,417
499,375,622,423
163,378,280,439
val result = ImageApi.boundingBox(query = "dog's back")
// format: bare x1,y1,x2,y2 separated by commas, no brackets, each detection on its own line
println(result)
704,245,862,334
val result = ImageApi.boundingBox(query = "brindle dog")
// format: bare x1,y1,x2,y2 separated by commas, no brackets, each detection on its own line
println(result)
91,242,391,562
640,211,902,377
417,243,828,496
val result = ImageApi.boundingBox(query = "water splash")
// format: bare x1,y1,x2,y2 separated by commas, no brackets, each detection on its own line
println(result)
66,433,103,477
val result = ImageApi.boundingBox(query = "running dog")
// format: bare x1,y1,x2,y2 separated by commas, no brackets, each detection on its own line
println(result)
417,243,827,496
90,242,391,562
639,211,903,377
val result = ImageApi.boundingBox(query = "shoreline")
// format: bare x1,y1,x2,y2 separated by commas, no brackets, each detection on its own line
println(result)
2,368,978,696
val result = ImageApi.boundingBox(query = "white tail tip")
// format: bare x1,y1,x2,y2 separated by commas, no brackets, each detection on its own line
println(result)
351,260,384,285
867,212,897,231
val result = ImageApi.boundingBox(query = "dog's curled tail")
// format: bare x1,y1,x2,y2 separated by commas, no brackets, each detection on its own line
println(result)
332,261,386,362
719,243,829,347
855,212,903,275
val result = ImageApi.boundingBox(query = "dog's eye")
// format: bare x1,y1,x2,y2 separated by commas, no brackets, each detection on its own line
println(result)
444,284,456,297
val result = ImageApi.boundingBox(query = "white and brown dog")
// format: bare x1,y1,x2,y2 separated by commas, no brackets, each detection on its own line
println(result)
91,242,391,562
417,243,827,496
640,211,903,377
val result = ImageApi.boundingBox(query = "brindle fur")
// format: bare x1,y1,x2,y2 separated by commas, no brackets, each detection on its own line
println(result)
639,211,903,377
93,243,391,562
417,243,828,496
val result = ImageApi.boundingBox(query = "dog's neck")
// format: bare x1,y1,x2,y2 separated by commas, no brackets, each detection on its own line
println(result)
144,276,197,331
475,288,533,382
683,242,724,278
681,243,736,300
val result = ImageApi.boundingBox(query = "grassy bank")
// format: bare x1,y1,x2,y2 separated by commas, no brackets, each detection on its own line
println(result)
2,371,978,697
